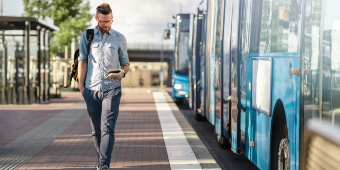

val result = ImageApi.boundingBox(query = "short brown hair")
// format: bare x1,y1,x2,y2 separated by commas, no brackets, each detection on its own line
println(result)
96,3,112,15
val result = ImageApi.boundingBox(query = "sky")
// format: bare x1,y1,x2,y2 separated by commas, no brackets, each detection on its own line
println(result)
2,0,198,45
89,0,198,45
3,0,340,42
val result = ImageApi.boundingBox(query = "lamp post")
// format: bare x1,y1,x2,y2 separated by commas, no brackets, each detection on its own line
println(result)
37,26,41,103
160,28,171,89
160,33,164,89
0,0,2,16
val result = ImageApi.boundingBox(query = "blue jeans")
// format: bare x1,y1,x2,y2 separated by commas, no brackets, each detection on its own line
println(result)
82,86,121,167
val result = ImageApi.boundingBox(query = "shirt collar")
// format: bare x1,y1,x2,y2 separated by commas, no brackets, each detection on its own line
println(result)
108,29,114,35
94,26,114,36
94,26,100,35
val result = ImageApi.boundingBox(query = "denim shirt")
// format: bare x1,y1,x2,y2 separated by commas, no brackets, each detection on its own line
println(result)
78,27,130,91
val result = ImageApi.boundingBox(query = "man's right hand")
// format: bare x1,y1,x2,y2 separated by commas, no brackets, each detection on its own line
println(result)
79,86,85,94
78,61,87,95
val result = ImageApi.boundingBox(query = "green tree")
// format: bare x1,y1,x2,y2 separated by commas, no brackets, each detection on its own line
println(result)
23,0,92,56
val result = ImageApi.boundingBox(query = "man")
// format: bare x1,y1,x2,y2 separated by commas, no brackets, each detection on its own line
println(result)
78,3,129,170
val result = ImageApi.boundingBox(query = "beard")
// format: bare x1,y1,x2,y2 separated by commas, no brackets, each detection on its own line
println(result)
98,25,111,34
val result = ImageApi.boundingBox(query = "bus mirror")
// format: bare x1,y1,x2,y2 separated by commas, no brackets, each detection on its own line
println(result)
163,29,170,39
167,23,175,28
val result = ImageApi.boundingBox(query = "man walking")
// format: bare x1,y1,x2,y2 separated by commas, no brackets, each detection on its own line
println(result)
78,3,130,170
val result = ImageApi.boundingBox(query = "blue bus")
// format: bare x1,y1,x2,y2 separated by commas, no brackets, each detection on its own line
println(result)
188,0,340,169
171,14,192,104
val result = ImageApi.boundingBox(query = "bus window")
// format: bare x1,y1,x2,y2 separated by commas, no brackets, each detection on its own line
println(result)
303,0,340,126
258,0,301,53
175,14,190,75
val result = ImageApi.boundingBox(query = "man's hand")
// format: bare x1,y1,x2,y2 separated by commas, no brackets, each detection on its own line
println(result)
78,61,87,94
107,68,126,82
110,75,123,82
79,86,85,94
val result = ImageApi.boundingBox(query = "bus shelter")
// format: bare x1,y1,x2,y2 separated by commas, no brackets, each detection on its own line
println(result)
0,16,58,104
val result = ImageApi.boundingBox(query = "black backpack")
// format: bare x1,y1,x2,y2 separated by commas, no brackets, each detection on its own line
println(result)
64,29,94,88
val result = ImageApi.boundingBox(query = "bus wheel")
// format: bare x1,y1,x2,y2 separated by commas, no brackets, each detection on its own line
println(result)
174,98,183,105
217,135,231,149
271,101,288,170
278,138,290,170
195,112,205,121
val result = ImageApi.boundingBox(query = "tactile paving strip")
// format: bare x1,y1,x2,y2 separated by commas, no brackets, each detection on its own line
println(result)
0,102,87,170
153,92,202,169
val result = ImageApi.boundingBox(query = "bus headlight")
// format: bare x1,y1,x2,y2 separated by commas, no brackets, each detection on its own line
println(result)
174,84,184,89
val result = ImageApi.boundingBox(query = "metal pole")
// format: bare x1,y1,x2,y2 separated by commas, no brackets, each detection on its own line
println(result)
25,21,31,104
71,36,76,88
42,28,46,102
318,0,326,120
160,33,164,89
2,30,7,90
46,30,50,101
71,35,75,58
2,29,8,104
0,0,2,16
167,58,172,87
299,0,306,169
64,45,69,87
36,25,41,103
64,46,68,60
15,42,19,104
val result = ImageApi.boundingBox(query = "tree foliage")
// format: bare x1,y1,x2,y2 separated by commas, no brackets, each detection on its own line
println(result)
23,0,93,56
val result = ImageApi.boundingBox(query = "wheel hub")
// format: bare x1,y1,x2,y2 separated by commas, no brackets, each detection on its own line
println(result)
278,138,290,170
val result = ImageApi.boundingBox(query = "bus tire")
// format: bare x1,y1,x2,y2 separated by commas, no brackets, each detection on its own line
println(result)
271,101,288,170
217,135,231,149
195,112,205,121
278,138,290,170
174,98,184,105
182,99,189,105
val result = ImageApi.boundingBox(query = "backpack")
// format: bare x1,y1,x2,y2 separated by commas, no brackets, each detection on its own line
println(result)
64,29,94,88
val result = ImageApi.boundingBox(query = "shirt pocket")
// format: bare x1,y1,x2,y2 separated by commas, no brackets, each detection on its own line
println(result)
90,43,100,63
103,43,120,67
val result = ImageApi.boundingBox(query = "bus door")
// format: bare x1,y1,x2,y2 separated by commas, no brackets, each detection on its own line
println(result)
238,0,253,151
230,0,241,153
199,4,208,117
214,0,224,136
205,0,216,124
220,0,233,145
194,9,204,115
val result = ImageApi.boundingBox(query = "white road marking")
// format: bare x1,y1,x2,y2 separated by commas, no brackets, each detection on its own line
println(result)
153,92,202,170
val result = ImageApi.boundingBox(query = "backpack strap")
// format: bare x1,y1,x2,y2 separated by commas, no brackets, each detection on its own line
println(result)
85,29,94,59
63,29,94,88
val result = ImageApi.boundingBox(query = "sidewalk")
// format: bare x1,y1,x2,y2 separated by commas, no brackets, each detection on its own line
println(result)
0,88,220,170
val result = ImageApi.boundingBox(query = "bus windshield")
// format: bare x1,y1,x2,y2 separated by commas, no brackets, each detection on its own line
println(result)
174,14,190,75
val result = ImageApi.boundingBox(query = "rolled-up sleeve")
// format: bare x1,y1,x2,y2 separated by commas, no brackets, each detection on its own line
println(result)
78,31,88,62
118,35,130,66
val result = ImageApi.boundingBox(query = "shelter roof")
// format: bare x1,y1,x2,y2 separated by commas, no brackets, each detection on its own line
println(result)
0,16,59,31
